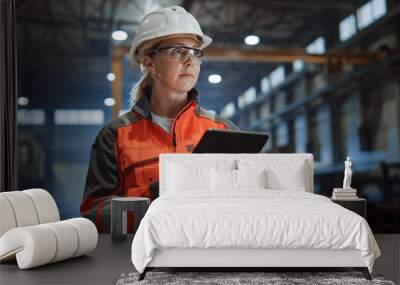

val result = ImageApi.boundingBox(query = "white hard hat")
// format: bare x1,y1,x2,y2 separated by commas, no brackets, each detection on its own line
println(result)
129,5,212,69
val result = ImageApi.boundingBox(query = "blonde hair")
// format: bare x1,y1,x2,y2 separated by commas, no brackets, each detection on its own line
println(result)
128,39,160,108
129,34,202,108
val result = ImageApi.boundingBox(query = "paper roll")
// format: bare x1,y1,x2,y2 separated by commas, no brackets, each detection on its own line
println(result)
0,226,57,269
23,188,60,224
0,218,98,269
66,218,98,257
42,221,79,262
1,192,39,227
0,196,17,238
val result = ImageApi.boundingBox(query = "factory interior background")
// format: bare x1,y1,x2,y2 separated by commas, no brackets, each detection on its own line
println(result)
15,0,399,238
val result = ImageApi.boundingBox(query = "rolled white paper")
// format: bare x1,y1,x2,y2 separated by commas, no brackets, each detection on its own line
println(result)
0,188,98,269
42,221,79,262
66,218,98,257
0,192,39,227
0,218,98,269
0,196,17,238
0,226,57,269
23,188,60,224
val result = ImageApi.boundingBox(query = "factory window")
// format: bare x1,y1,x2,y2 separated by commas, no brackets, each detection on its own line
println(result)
18,109,45,125
357,1,374,29
238,86,257,109
238,95,246,109
54,109,104,125
221,102,235,118
276,122,289,147
317,105,333,164
294,115,307,153
306,37,325,54
339,14,357,42
372,0,387,20
244,87,257,104
270,66,285,88
340,95,361,159
259,103,270,120
357,0,386,30
293,60,304,72
260,76,270,93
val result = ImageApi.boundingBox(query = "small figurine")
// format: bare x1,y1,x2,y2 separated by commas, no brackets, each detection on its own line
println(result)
342,156,353,189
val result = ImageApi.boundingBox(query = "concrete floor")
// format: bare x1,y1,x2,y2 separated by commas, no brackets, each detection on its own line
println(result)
374,234,400,284
0,235,134,285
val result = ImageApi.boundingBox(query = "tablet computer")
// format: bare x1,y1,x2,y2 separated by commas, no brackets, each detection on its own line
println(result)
192,129,269,153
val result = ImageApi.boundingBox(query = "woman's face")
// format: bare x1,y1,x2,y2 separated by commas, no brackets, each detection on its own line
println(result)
145,37,201,93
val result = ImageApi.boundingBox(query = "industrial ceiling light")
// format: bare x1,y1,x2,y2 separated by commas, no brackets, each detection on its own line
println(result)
112,30,128,41
208,74,222,84
18,97,29,106
107,73,116,82
104,98,116,107
244,35,260,46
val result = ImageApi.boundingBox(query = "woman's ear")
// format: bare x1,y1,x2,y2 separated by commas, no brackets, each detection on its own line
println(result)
142,55,155,75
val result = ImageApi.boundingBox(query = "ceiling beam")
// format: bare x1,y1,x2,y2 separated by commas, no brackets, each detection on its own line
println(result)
196,0,363,12
17,15,138,29
115,45,383,65
203,47,384,65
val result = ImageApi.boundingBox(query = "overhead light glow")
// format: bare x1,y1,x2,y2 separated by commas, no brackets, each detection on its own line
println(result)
107,73,116,82
104,98,116,107
208,74,222,84
112,30,128,41
18,97,29,106
244,35,260,46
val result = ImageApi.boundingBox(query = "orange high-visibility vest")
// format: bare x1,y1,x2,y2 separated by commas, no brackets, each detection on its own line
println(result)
80,87,238,233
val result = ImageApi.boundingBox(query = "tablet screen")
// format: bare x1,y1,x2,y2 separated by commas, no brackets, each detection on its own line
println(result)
192,129,269,153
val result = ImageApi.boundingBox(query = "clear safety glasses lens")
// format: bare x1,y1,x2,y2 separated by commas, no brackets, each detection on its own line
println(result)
154,46,203,64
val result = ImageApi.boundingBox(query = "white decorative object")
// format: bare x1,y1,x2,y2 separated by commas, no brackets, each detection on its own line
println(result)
0,189,59,235
0,191,40,227
343,156,353,189
0,196,17,237
0,218,97,269
24,188,60,224
332,157,358,199
0,189,98,269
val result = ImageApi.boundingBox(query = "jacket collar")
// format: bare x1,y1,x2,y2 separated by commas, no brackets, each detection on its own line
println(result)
132,86,199,119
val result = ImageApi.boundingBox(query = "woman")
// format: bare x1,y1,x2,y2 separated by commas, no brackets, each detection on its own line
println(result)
80,6,238,233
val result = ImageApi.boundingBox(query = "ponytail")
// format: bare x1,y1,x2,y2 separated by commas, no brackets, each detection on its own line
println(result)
128,38,162,108
129,69,152,108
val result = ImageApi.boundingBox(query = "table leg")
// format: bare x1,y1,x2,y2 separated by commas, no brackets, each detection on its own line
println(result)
111,202,126,242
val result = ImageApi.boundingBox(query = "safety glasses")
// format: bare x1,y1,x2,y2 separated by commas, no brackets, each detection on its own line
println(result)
149,45,204,64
